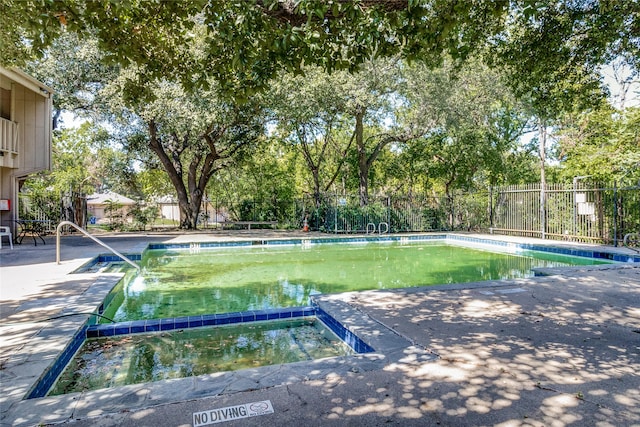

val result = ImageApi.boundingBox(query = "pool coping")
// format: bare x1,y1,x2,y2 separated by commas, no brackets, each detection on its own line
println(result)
4,280,418,427
26,305,376,400
2,233,639,426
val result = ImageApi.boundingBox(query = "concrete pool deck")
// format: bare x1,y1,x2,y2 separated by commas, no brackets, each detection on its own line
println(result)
0,231,639,426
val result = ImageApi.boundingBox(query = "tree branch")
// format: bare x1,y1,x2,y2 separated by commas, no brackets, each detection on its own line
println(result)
324,126,356,192
256,0,408,26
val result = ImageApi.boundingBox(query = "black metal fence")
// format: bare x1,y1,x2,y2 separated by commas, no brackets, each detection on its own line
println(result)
491,182,640,246
18,183,640,246
298,193,467,233
223,183,639,246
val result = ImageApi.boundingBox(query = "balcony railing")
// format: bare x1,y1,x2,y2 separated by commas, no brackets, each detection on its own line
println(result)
0,117,19,155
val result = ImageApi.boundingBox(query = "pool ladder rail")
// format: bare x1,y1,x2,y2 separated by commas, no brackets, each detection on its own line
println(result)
623,231,640,252
366,222,389,234
56,221,141,271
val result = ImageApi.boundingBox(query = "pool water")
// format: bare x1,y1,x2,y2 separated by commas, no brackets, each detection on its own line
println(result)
103,241,608,322
49,318,350,396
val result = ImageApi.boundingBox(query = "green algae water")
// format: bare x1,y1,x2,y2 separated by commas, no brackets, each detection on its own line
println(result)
103,241,608,322
49,318,350,395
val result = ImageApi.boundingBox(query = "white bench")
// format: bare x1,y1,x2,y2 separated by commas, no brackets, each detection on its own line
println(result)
220,221,278,230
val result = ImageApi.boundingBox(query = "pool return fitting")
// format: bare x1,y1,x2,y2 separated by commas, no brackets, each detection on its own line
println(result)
56,220,141,271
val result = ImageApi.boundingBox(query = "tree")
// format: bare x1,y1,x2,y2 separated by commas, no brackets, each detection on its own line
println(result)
50,124,106,194
556,105,640,184
22,32,117,129
9,1,639,232
209,142,298,224
272,59,420,206
127,201,157,231
19,29,269,229
22,122,116,196
5,1,639,109
344,59,412,206
487,1,639,237
270,67,355,206
398,59,529,190
19,124,100,222
2,1,509,97
103,198,124,230
137,168,174,201
102,71,267,229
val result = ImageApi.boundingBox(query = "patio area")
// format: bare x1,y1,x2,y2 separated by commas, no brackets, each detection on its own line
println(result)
1,231,639,426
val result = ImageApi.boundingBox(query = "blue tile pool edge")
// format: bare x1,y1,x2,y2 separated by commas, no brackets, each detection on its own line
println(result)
73,234,640,273
72,253,142,274
25,305,374,399
25,324,88,400
444,234,640,263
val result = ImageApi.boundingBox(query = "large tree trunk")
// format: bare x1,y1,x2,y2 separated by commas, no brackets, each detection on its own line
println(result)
299,147,322,207
355,107,369,206
147,120,218,229
182,190,204,229
148,122,193,228
354,106,406,207
538,120,547,239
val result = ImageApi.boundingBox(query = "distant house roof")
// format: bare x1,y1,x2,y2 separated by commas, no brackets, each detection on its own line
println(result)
154,195,178,204
87,192,136,206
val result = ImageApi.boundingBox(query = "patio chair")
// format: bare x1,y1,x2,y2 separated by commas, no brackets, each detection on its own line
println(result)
0,226,13,249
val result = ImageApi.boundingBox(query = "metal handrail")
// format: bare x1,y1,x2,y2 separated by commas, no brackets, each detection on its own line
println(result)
56,221,141,270
623,232,640,252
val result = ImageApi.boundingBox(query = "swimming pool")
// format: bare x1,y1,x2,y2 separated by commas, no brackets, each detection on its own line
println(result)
101,238,611,322
48,318,355,396
28,234,632,400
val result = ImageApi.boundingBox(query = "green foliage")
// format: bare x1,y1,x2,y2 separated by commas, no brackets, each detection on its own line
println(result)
99,69,269,228
8,2,639,228
103,198,124,230
22,32,117,128
269,65,366,202
209,141,298,225
490,1,640,120
22,123,105,200
50,124,100,194
127,201,157,231
390,59,535,193
5,1,637,109
0,1,506,99
556,106,640,184
137,169,174,200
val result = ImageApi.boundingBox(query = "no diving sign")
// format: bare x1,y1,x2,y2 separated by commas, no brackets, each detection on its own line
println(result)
193,400,274,426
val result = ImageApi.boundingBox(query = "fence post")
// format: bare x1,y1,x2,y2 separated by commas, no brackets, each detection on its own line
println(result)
613,181,618,247
387,196,391,231
540,184,546,239
488,186,493,228
334,194,338,234
572,179,577,237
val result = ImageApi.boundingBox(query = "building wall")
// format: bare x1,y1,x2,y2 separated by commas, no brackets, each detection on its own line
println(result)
0,170,9,226
160,204,180,221
0,69,53,228
11,81,52,175
88,204,133,224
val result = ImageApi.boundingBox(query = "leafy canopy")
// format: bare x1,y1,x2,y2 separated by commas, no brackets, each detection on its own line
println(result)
4,1,638,105
2,0,507,96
